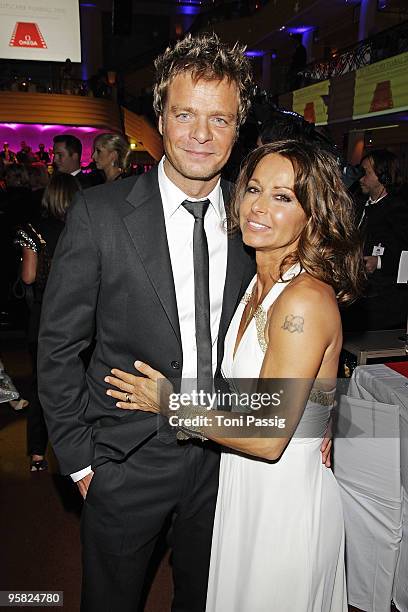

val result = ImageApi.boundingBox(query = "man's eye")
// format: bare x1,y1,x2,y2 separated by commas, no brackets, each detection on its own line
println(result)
176,113,190,121
213,117,228,126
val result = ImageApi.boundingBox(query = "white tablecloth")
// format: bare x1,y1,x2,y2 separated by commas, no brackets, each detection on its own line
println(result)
333,364,408,612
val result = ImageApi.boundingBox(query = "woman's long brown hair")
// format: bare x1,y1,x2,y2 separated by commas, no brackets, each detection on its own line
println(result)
229,140,365,304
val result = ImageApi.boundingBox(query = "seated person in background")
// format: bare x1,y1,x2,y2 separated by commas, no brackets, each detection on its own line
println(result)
343,149,408,331
0,142,16,165
36,144,50,165
0,356,28,411
16,141,29,163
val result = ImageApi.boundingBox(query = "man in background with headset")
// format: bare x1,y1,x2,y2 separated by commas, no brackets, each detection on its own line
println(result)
352,148,408,330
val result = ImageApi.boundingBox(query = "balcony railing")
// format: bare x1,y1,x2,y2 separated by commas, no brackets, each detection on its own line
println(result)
302,19,408,85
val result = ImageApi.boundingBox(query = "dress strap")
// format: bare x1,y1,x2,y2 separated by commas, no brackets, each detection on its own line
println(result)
242,263,303,354
261,263,303,311
241,274,257,304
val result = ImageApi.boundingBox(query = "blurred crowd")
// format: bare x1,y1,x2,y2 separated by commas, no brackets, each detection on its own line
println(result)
0,132,153,328
0,129,153,470
0,59,118,100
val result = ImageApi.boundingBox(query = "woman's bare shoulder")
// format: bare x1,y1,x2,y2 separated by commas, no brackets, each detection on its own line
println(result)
279,273,337,310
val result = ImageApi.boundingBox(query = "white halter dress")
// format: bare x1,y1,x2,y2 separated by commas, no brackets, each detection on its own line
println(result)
206,266,347,612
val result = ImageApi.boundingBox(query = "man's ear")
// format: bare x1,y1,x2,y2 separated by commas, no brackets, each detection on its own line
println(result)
158,115,163,136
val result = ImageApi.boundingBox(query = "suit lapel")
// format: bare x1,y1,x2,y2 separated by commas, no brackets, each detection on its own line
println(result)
122,168,181,346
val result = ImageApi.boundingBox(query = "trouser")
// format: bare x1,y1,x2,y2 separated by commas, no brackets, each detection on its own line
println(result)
27,341,48,455
80,435,220,612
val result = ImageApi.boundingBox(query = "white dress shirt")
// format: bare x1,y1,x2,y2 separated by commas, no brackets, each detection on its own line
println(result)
71,158,228,482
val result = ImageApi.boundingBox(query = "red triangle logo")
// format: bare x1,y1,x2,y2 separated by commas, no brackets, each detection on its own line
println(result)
9,22,47,49
369,80,394,113
303,102,316,124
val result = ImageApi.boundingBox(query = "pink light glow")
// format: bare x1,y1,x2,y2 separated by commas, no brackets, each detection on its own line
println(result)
0,122,112,164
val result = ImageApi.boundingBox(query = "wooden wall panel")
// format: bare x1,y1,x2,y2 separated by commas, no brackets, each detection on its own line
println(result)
0,91,122,130
122,107,163,161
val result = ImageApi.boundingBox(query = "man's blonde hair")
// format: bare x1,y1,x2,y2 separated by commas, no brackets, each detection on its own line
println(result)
153,33,253,127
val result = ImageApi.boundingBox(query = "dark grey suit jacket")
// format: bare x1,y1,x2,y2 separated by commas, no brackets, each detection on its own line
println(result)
38,167,255,475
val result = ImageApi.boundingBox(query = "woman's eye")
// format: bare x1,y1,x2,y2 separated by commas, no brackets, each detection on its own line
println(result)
275,194,292,203
246,186,259,194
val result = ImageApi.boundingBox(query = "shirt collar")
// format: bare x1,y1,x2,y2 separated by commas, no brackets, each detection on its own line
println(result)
158,157,224,220
366,193,387,207
71,169,81,177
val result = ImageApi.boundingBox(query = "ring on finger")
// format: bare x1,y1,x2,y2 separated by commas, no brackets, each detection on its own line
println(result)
125,393,132,403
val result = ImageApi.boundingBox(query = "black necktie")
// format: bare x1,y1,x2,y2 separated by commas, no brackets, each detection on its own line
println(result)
182,199,213,397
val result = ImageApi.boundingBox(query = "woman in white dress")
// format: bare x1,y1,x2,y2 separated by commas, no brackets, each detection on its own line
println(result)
106,140,364,611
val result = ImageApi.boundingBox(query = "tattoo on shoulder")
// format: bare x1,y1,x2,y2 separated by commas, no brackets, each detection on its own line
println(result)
281,314,304,334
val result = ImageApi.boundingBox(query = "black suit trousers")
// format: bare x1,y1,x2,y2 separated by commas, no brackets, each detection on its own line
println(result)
80,436,220,612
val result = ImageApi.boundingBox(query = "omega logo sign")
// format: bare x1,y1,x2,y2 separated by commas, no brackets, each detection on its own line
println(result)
9,22,47,49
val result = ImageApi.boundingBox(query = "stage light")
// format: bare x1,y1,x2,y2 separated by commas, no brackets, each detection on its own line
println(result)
245,50,265,57
177,4,200,15
286,26,314,34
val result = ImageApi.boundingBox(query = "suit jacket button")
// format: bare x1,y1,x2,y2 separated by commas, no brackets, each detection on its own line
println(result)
171,361,180,370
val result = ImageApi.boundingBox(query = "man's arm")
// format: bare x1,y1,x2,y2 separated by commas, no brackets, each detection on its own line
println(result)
38,192,101,475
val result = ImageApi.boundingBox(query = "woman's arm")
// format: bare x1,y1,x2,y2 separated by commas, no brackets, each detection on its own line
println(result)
106,280,339,461
21,247,38,284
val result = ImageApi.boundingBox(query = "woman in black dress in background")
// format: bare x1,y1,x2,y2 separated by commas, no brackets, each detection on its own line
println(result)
15,173,79,470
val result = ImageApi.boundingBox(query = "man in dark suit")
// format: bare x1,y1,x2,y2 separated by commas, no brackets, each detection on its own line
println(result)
52,134,101,189
38,34,255,611
344,149,408,330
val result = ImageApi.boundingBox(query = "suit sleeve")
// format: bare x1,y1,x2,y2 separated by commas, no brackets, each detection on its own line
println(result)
38,192,100,475
377,201,408,277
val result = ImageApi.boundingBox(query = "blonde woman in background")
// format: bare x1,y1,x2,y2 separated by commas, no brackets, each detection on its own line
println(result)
91,132,131,182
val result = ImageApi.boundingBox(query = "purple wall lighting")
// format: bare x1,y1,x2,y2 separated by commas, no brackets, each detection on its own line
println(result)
177,0,202,15
177,5,201,14
0,123,110,164
286,26,314,34
245,50,265,58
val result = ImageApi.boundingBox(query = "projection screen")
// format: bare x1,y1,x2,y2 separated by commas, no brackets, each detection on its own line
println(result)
0,0,81,62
